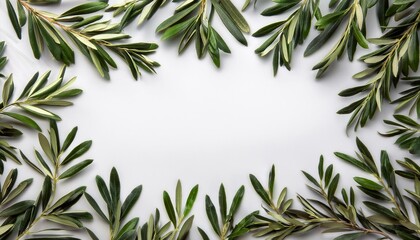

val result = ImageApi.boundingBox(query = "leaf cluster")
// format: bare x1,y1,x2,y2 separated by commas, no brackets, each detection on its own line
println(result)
337,9,420,130
86,178,198,240
85,167,142,240
107,0,167,29
0,66,81,169
156,0,250,67
198,184,255,240
249,138,420,239
0,120,93,239
6,0,159,79
381,114,420,155
393,77,420,118
253,0,320,75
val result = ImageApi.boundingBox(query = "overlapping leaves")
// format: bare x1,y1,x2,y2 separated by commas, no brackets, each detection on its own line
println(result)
305,0,371,77
156,0,250,67
254,0,320,75
0,65,81,170
338,10,420,130
6,0,159,79
381,115,420,155
249,139,420,239
0,121,93,239
107,0,167,29
198,184,256,240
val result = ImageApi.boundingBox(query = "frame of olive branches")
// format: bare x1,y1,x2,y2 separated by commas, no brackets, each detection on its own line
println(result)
0,0,419,239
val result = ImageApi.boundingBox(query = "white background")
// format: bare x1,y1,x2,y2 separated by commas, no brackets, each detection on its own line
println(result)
0,0,415,239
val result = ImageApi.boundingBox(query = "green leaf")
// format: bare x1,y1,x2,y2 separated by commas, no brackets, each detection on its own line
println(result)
38,133,54,163
315,11,345,28
211,0,247,45
19,104,61,120
163,191,177,226
177,215,194,240
44,215,83,228
351,22,369,49
121,185,142,220
219,0,250,33
205,195,220,235
197,227,210,240
353,177,383,190
62,127,78,152
59,159,93,179
394,114,419,127
85,192,109,222
2,178,32,205
176,180,182,217
334,232,364,240
96,175,112,209
0,200,34,217
2,112,41,131
183,184,198,217
249,174,270,205
62,140,92,165
116,218,139,239
156,2,200,32
218,184,227,223
41,176,52,210
228,185,244,218
60,2,108,17
2,75,14,105
110,167,121,209
6,0,22,39
49,186,86,212
327,174,340,202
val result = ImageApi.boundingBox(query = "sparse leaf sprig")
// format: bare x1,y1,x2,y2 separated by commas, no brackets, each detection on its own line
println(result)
335,138,420,239
156,0,250,67
253,0,320,76
305,0,372,78
248,165,316,239
0,66,81,167
159,180,198,240
338,10,420,130
198,184,256,240
249,152,397,239
380,115,420,155
6,0,159,79
3,121,94,239
85,167,142,240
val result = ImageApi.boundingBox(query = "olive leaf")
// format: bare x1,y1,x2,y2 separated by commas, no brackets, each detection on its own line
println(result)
106,0,168,29
159,180,198,240
0,42,7,78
